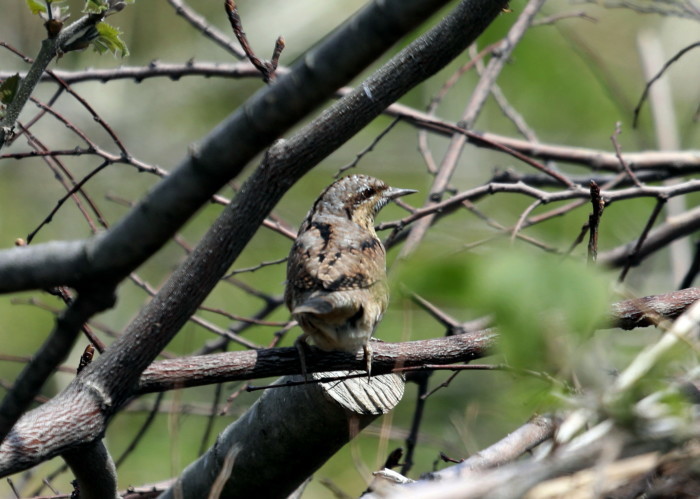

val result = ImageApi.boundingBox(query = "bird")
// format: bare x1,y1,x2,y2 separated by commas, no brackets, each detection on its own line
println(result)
285,174,416,379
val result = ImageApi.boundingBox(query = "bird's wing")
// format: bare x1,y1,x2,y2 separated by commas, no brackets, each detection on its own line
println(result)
286,217,386,294
292,292,361,321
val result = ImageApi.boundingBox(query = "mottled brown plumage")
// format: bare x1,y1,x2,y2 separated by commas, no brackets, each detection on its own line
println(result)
285,175,416,377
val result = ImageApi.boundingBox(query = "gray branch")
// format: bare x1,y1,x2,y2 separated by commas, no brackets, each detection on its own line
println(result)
161,373,404,498
63,441,119,499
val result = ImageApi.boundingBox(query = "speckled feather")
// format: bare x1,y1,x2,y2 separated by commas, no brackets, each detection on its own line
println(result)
285,175,414,357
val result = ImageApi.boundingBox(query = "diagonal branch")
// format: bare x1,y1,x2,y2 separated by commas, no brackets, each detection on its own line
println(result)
0,0,458,295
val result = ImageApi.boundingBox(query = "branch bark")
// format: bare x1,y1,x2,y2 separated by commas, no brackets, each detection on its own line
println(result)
137,330,497,394
162,373,404,498
609,287,700,329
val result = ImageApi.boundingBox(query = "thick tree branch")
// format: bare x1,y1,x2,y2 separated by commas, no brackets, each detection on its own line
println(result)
0,0,456,294
137,330,497,393
134,288,699,393
0,288,115,443
609,287,700,329
162,373,404,498
0,277,695,476
62,441,119,499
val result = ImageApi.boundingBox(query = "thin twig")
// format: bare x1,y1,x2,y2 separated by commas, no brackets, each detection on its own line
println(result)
218,382,249,416
115,392,165,468
199,382,223,456
223,257,287,277
680,239,700,289
6,478,20,498
618,197,667,281
399,0,548,258
401,372,429,476
198,305,288,327
587,181,604,264
632,41,700,128
224,0,284,83
532,10,597,25
167,0,245,59
610,122,642,187
335,117,402,177
15,122,102,234
511,200,542,244
26,160,111,244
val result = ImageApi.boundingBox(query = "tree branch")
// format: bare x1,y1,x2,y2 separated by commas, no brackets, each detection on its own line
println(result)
0,288,115,444
161,373,404,497
0,0,458,294
137,330,497,394
400,0,548,257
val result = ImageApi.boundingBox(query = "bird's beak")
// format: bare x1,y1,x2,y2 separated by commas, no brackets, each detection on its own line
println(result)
386,187,418,200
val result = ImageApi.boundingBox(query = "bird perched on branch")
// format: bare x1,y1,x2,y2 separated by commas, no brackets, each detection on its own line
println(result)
285,174,416,378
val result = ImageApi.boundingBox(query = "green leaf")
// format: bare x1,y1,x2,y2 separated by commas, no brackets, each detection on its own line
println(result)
0,74,21,105
400,247,611,373
25,0,47,15
83,0,109,13
469,249,610,372
91,22,129,57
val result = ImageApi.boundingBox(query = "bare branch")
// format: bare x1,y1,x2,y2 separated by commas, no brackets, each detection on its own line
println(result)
609,287,700,330
600,204,700,268
0,0,464,294
224,0,284,83
633,41,700,128
430,414,558,480
166,0,245,59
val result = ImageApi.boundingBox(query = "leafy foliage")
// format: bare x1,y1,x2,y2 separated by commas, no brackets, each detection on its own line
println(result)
25,0,68,19
403,248,611,374
84,0,135,14
91,22,129,57
83,0,111,13
0,74,20,106
25,0,48,15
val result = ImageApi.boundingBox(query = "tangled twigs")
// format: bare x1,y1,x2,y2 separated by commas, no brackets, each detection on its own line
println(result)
224,0,284,83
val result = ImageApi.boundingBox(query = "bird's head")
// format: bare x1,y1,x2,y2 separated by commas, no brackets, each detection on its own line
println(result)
310,175,416,230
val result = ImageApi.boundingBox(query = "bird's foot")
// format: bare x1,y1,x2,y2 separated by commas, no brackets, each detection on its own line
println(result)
294,335,312,383
363,343,373,382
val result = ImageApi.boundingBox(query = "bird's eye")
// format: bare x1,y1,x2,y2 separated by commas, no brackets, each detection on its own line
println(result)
359,186,376,200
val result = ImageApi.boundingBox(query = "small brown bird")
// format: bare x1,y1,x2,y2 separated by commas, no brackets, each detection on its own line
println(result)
285,175,416,377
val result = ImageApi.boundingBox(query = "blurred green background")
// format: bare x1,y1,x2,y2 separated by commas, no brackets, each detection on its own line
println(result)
1,0,699,497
